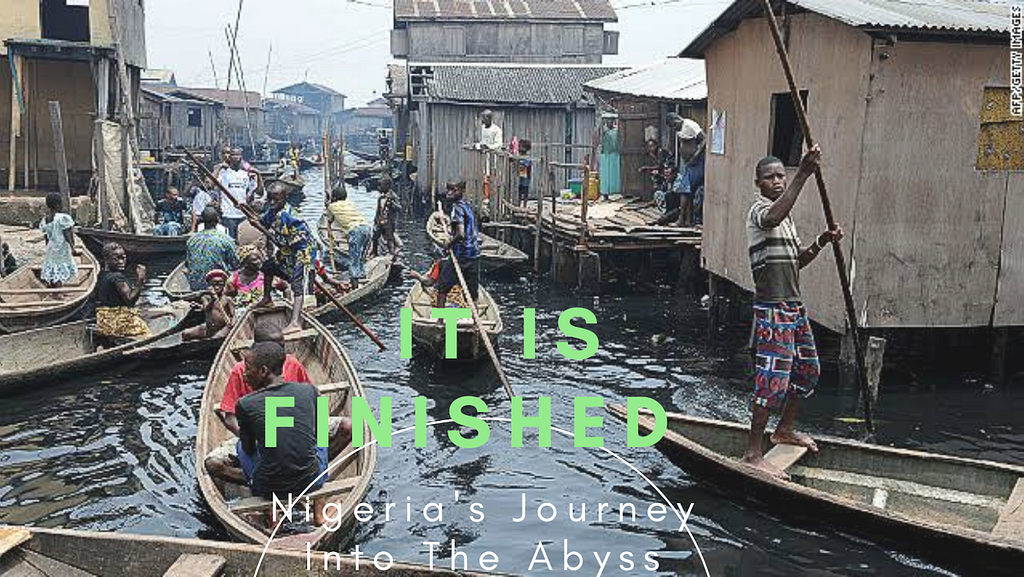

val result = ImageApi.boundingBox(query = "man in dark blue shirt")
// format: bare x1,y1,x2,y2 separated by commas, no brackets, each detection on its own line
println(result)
676,119,706,227
437,181,480,307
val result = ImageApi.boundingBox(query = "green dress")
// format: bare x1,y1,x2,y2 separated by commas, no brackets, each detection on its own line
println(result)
599,127,621,197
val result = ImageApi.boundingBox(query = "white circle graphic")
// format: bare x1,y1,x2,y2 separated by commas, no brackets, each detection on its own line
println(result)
250,417,711,576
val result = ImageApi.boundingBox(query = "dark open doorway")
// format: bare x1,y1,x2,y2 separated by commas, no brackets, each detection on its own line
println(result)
40,0,91,43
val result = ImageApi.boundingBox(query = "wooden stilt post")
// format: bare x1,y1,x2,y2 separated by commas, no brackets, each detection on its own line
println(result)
8,54,22,192
94,120,109,229
49,102,72,211
533,152,544,271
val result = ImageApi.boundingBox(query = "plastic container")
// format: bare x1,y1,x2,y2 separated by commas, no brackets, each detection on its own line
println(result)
568,178,584,196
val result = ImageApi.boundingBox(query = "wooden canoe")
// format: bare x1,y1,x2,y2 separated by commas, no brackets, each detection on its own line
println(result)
77,227,190,257
161,260,201,300
0,525,486,576
426,211,527,272
305,255,394,318
0,243,99,333
196,305,376,550
318,213,403,259
0,304,190,397
404,282,503,361
606,403,1024,571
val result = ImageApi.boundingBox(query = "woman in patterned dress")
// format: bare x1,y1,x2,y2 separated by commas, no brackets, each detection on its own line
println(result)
38,192,80,287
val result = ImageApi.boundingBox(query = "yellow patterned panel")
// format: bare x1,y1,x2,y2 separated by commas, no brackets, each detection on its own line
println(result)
977,87,1024,170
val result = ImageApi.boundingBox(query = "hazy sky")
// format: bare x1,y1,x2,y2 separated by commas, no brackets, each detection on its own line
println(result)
144,0,730,107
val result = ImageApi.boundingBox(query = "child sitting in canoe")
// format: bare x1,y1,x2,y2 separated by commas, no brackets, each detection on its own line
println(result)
225,244,292,313
183,269,235,341
409,259,469,308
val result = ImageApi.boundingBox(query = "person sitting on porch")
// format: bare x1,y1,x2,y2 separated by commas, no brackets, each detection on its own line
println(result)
477,110,503,151
154,187,188,236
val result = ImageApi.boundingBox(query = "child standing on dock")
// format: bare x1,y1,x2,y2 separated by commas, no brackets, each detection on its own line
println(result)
744,146,843,479
517,139,533,207
38,192,80,287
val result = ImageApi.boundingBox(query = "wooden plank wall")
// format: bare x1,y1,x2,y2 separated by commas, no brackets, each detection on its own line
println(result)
420,103,596,195
407,22,605,64
91,0,147,68
702,14,872,331
853,41,1008,328
995,173,1024,326
0,57,96,190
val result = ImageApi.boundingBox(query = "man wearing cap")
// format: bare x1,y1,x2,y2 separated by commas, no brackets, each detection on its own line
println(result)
676,119,706,227
255,173,319,334
186,206,240,291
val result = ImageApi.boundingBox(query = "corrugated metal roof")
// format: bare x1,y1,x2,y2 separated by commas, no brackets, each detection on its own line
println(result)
681,0,1012,58
163,87,264,110
423,64,625,106
395,0,617,22
583,58,707,102
273,81,346,98
264,98,322,116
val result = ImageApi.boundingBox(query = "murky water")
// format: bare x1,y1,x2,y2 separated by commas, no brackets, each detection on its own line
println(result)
2,168,1023,575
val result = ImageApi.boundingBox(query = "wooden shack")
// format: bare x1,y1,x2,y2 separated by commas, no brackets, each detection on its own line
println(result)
680,0,1022,332
584,58,708,199
0,0,145,194
390,0,619,64
156,86,266,154
263,98,322,144
407,63,623,194
139,86,219,155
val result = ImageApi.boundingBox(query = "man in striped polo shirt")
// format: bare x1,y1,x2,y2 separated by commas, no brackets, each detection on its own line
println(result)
744,145,843,479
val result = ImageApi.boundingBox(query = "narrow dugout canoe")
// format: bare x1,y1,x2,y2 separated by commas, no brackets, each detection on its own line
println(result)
77,227,190,258
161,260,200,300
196,305,376,550
0,243,99,333
426,211,527,272
606,404,1024,573
304,255,393,318
0,526,487,576
404,281,503,361
0,304,190,397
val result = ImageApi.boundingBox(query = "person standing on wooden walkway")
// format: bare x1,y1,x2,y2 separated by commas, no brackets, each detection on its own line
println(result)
744,146,843,479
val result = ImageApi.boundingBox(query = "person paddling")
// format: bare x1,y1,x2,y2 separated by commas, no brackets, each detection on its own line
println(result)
743,145,843,479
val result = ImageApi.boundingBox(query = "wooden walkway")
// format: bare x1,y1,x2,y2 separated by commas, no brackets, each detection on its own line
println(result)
507,197,702,252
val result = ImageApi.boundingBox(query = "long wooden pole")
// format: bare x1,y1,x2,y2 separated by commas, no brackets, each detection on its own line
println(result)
756,0,874,433
49,102,71,211
323,123,338,273
449,249,514,401
182,148,386,351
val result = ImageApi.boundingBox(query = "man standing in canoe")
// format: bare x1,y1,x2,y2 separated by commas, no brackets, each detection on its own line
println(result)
255,174,319,334
744,145,842,478
436,181,480,308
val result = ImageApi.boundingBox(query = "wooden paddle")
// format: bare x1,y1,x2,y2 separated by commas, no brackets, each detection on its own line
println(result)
181,148,387,352
448,249,514,401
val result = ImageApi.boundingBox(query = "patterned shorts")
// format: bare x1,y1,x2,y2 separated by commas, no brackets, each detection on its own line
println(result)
96,307,152,339
752,301,820,410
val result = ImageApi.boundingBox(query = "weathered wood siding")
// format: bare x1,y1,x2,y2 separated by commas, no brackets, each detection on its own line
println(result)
0,56,97,190
140,97,218,153
702,13,871,331
854,40,1011,328
406,22,606,63
0,0,144,66
417,102,596,194
995,172,1024,326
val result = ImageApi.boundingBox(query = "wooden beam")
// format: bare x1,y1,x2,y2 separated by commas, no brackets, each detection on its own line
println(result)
763,443,808,471
49,101,72,209
228,477,361,514
163,553,226,577
0,527,31,559
993,477,1024,539
8,54,21,191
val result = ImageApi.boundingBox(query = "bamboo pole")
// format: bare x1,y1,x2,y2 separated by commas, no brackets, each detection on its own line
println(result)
323,124,338,273
183,148,386,351
449,249,514,401
756,0,874,433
